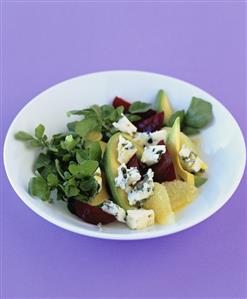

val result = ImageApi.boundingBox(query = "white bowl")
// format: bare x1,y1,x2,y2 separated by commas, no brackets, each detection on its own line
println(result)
4,71,246,240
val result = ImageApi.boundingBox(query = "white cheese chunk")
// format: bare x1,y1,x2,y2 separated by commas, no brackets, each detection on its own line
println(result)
141,145,166,166
133,129,167,147
117,135,137,164
192,157,204,173
128,169,154,206
179,144,206,173
94,167,102,193
101,201,126,223
179,144,192,158
115,163,141,192
113,114,137,136
126,209,155,230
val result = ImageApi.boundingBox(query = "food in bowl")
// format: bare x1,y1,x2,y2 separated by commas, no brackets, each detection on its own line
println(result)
15,90,213,230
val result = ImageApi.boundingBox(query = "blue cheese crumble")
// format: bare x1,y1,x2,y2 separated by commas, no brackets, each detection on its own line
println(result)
133,129,167,147
113,114,137,136
128,169,154,206
117,135,137,164
179,144,207,173
141,145,166,166
101,201,126,223
126,209,155,230
115,163,141,192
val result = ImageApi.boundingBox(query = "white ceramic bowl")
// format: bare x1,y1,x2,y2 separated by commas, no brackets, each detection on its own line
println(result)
4,71,246,240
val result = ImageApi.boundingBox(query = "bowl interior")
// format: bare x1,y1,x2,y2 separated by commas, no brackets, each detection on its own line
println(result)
4,71,246,240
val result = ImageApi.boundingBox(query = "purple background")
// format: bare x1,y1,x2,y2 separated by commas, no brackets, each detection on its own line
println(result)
2,2,246,299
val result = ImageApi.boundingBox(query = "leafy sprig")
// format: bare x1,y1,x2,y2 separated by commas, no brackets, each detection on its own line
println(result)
15,124,101,202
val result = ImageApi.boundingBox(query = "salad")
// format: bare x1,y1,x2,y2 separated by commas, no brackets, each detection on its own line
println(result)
15,90,213,230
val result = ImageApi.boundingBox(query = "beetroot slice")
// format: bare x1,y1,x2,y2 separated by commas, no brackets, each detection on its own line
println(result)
151,140,176,182
68,199,115,225
134,112,164,132
136,109,156,119
113,97,131,113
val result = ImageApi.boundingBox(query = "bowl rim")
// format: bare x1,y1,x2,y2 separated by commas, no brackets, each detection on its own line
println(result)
3,70,247,240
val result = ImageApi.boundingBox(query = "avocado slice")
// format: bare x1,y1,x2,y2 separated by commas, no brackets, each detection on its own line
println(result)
166,118,194,185
155,89,173,124
103,132,133,210
88,174,109,206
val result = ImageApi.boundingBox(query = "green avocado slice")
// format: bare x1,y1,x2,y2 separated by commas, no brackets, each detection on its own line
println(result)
103,132,134,210
155,89,173,124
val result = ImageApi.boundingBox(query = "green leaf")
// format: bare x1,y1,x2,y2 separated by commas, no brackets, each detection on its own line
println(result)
15,131,33,141
166,110,185,127
29,139,42,148
108,106,124,122
85,141,102,162
129,101,151,113
76,149,89,163
67,110,85,117
63,181,80,197
47,173,59,187
194,176,207,187
35,124,45,139
34,153,51,170
67,121,78,132
185,97,213,129
68,160,99,177
126,114,142,122
75,118,99,137
182,126,200,136
101,105,114,118
60,135,78,151
28,176,50,201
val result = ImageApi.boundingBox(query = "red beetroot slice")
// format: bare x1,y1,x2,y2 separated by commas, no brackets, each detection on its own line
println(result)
134,112,164,132
136,109,156,119
151,140,176,182
68,199,115,225
113,97,131,113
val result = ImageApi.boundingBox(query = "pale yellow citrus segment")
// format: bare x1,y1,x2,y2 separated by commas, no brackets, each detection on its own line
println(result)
88,174,109,206
163,180,198,212
143,183,175,225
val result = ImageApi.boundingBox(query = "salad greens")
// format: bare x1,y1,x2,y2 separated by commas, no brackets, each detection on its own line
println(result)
15,124,102,202
167,97,213,135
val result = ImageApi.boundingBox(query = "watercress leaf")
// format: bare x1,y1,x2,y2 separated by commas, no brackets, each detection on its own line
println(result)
67,121,78,132
85,141,102,162
67,110,86,117
15,131,33,141
91,105,102,120
63,182,80,197
28,176,50,201
194,176,207,187
79,177,96,191
39,164,57,180
129,101,152,114
62,153,71,162
101,105,114,118
60,134,78,151
35,124,45,139
76,149,89,163
34,153,51,170
167,110,185,127
185,97,213,129
68,160,99,177
182,126,200,136
75,118,99,137
47,173,59,187
126,114,142,122
29,139,43,148
108,106,124,122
